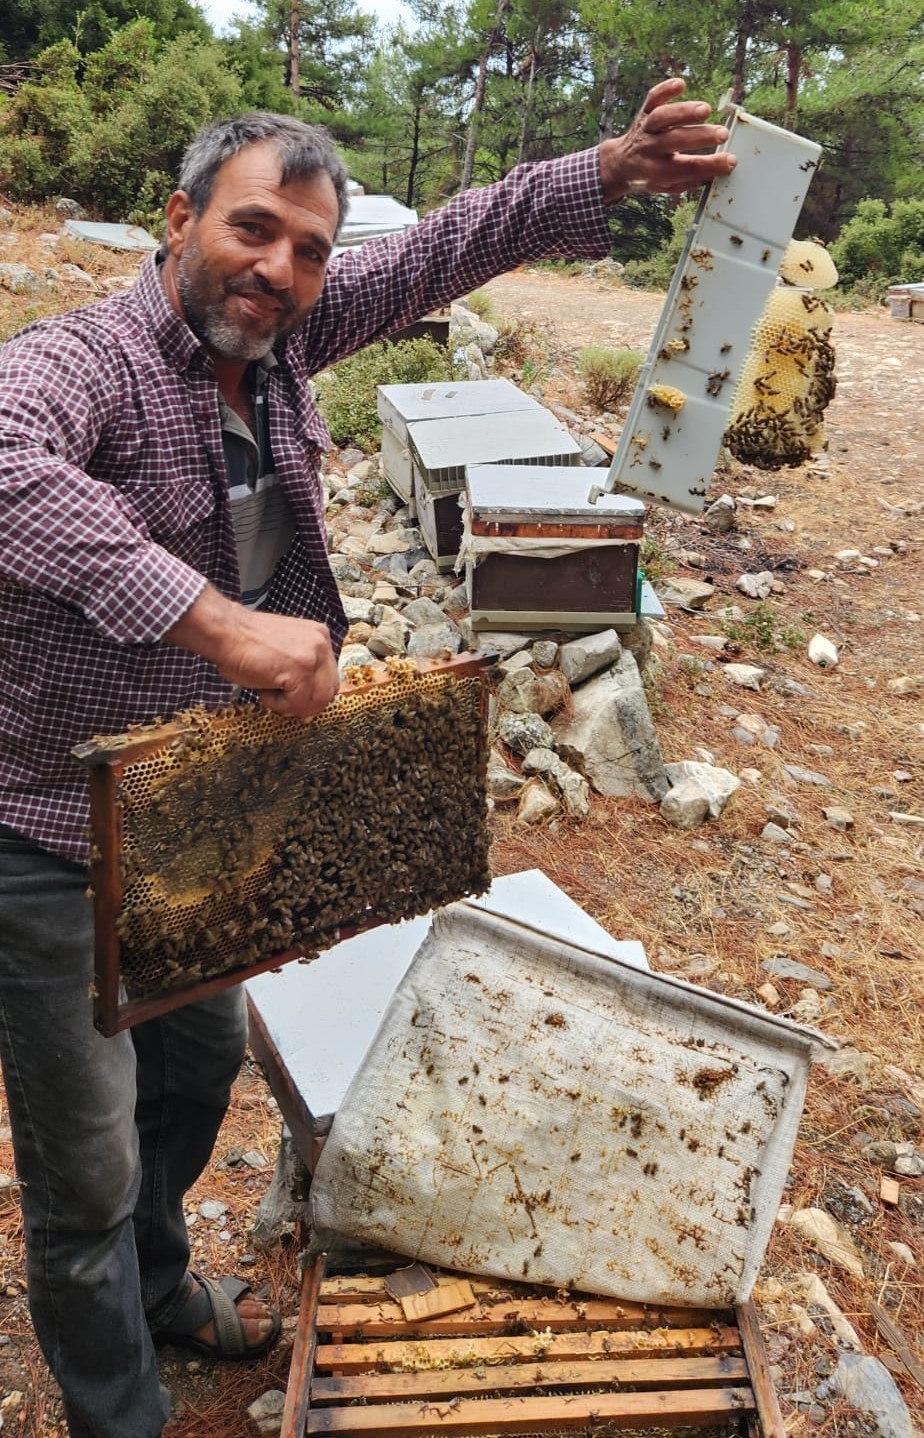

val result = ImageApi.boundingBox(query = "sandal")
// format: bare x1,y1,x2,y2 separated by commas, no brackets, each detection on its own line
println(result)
155,1271,281,1361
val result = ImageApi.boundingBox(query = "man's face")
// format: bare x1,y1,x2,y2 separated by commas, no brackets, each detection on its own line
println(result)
164,142,339,362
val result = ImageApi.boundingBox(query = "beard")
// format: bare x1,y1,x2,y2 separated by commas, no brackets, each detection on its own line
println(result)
176,235,299,362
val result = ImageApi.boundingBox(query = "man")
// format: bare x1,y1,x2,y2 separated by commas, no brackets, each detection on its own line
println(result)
0,79,734,1437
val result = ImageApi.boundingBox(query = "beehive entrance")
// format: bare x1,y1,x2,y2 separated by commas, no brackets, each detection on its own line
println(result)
75,655,491,1033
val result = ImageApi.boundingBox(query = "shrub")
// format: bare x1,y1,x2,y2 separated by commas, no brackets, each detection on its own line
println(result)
463,289,500,325
831,197,924,299
577,346,644,410
315,337,452,451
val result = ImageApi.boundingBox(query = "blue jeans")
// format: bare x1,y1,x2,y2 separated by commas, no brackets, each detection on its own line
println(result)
0,824,249,1438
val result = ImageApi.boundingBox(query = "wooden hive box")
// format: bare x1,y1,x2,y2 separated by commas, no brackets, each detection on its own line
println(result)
280,1254,785,1438
464,464,646,632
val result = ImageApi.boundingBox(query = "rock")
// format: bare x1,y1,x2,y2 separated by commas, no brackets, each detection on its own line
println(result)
819,1355,916,1438
497,667,569,717
246,1388,287,1436
886,1241,916,1266
808,633,839,667
558,629,622,686
530,639,558,668
660,782,710,830
823,805,854,830
654,576,715,610
776,1205,865,1277
407,623,462,657
734,711,779,747
702,494,736,533
663,761,740,819
736,570,775,599
757,982,781,1007
338,643,376,674
690,634,728,652
517,778,560,824
473,631,532,660
761,821,791,844
823,1178,875,1227
54,197,85,218
890,811,924,829
616,619,654,670
0,262,44,294
783,764,832,787
818,1047,877,1084
497,711,554,756
552,652,669,802
723,663,766,691
198,1198,228,1220
497,650,534,676
791,989,825,1024
761,955,832,990
486,758,524,801
402,596,447,627
367,619,407,657
341,595,376,625
0,206,14,225
367,529,412,555
886,676,920,695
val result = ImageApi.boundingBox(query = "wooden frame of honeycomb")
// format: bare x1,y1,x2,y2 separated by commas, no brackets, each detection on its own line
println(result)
73,653,491,1035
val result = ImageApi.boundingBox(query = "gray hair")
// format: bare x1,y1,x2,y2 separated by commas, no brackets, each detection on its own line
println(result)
176,112,350,234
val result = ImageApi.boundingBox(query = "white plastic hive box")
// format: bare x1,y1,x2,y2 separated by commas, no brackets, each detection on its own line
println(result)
597,105,822,514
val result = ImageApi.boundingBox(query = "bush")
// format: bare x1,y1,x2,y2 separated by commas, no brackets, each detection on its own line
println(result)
315,337,452,451
831,197,924,299
577,346,644,410
463,289,500,325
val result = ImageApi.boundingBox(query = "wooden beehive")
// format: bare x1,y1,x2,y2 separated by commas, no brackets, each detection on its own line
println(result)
464,464,645,632
279,1254,786,1438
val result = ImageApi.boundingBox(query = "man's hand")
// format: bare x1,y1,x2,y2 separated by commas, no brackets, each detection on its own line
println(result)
166,583,340,719
600,78,736,202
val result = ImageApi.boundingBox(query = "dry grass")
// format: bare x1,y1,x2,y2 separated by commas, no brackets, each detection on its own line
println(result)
1,208,922,1435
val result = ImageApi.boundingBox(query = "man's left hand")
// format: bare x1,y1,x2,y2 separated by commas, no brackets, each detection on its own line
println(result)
600,78,736,202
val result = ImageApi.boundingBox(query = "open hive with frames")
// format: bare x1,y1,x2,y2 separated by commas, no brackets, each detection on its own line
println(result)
74,653,491,1034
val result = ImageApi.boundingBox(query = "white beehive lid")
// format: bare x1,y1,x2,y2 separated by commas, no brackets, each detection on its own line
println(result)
377,378,538,435
467,463,645,524
410,411,582,493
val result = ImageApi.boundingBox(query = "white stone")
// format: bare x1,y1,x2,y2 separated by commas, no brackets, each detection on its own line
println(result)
338,642,376,673
663,761,741,819
552,653,669,801
823,806,854,830
736,570,774,600
558,629,622,686
808,633,838,667
723,663,766,691
887,676,920,695
660,781,710,830
517,778,560,825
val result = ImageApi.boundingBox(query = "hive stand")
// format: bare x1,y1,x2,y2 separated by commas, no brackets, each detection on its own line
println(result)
245,873,783,1438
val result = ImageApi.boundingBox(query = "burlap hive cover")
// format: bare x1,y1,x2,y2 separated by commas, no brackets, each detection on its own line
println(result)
310,903,824,1305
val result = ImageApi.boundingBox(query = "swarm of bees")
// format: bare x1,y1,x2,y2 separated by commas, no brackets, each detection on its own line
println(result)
105,663,491,995
724,239,838,469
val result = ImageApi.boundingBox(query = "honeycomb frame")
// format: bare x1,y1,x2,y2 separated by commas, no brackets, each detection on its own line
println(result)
74,654,491,1035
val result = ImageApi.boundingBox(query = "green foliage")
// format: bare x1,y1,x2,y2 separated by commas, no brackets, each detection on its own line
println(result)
463,289,500,324
721,601,804,653
315,337,452,450
621,200,696,291
1,0,208,61
0,24,243,218
577,346,643,409
831,197,924,297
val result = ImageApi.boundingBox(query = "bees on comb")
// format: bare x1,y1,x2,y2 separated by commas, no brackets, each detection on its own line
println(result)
724,239,838,470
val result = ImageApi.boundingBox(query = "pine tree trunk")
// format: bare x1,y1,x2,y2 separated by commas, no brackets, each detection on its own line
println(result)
460,0,509,190
289,0,300,96
599,53,619,140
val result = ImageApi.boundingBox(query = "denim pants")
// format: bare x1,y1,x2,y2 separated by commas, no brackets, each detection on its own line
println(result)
0,824,249,1438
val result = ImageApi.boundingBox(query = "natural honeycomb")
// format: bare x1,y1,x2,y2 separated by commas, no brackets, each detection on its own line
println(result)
778,237,838,290
646,384,687,413
724,285,836,469
84,662,491,998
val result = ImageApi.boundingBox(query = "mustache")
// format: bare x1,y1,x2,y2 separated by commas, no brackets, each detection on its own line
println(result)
225,274,296,316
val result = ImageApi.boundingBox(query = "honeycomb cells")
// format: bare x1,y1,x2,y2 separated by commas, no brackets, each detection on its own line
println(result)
108,668,491,996
724,285,836,470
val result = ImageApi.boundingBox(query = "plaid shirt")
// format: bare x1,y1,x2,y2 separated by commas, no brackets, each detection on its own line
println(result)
0,146,611,860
